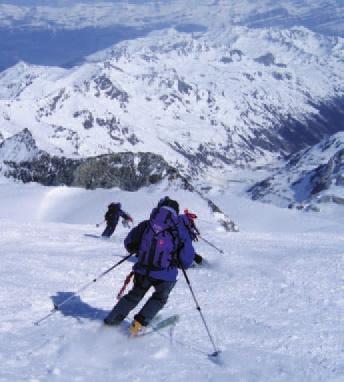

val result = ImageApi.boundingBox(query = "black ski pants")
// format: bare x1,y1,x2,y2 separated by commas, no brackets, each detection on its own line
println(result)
101,223,117,238
105,273,176,326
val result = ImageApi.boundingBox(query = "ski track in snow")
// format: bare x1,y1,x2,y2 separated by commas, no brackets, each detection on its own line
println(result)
0,184,344,381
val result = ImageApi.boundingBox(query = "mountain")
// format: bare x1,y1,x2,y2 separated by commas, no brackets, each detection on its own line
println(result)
0,26,343,184
0,0,343,71
248,132,344,209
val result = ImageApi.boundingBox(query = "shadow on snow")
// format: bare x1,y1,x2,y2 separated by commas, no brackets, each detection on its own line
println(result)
51,292,109,322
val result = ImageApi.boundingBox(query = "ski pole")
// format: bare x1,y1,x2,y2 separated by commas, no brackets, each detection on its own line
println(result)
178,259,220,357
96,220,105,228
34,253,134,326
199,235,224,254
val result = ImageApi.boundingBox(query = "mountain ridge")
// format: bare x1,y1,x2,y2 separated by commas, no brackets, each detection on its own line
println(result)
1,26,343,183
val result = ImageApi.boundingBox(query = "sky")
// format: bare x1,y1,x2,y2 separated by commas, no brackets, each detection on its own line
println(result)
0,0,155,5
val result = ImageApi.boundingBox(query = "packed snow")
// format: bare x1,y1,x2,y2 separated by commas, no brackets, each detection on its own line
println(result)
0,179,343,381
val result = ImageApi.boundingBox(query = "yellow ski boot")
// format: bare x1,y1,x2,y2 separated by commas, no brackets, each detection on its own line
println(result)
129,320,144,337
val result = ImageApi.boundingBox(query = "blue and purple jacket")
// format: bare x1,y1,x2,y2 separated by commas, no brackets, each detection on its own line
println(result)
124,207,195,281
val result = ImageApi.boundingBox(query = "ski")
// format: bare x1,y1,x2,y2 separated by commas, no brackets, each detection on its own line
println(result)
137,314,180,337
84,233,101,239
103,314,179,337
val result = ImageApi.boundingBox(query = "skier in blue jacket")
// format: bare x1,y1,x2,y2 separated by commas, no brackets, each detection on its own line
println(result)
104,197,195,335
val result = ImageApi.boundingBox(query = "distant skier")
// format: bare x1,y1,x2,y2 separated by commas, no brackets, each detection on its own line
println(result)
101,203,133,238
104,197,195,335
181,209,203,265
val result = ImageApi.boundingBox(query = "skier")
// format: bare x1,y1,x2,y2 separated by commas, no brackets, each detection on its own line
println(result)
104,197,195,335
180,209,203,265
101,203,133,238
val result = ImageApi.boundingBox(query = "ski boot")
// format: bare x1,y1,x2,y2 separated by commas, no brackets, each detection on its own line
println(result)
129,320,145,336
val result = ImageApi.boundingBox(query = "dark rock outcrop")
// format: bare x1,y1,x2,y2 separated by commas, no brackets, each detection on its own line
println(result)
5,151,177,191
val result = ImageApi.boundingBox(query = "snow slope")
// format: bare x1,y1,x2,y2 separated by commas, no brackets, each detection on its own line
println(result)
0,181,343,381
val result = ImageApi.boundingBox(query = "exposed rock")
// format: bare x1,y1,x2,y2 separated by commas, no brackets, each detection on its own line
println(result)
94,74,129,105
248,177,274,201
176,176,238,232
4,151,177,191
177,79,192,95
316,194,344,205
255,53,275,66
220,56,232,64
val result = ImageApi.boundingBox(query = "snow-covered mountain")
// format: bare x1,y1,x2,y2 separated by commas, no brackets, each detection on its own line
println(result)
1,26,343,183
248,132,344,209
1,1,343,73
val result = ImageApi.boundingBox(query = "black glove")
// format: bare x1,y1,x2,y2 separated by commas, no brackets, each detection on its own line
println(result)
194,253,203,265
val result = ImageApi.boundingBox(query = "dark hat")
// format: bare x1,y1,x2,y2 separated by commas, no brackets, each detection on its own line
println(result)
163,198,179,214
109,202,121,210
157,196,170,208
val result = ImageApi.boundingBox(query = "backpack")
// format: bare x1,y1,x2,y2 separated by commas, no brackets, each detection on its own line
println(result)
105,203,120,222
136,206,180,272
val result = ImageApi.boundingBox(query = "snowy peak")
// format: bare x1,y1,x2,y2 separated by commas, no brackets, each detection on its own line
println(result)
0,61,66,100
0,128,42,163
248,132,344,209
